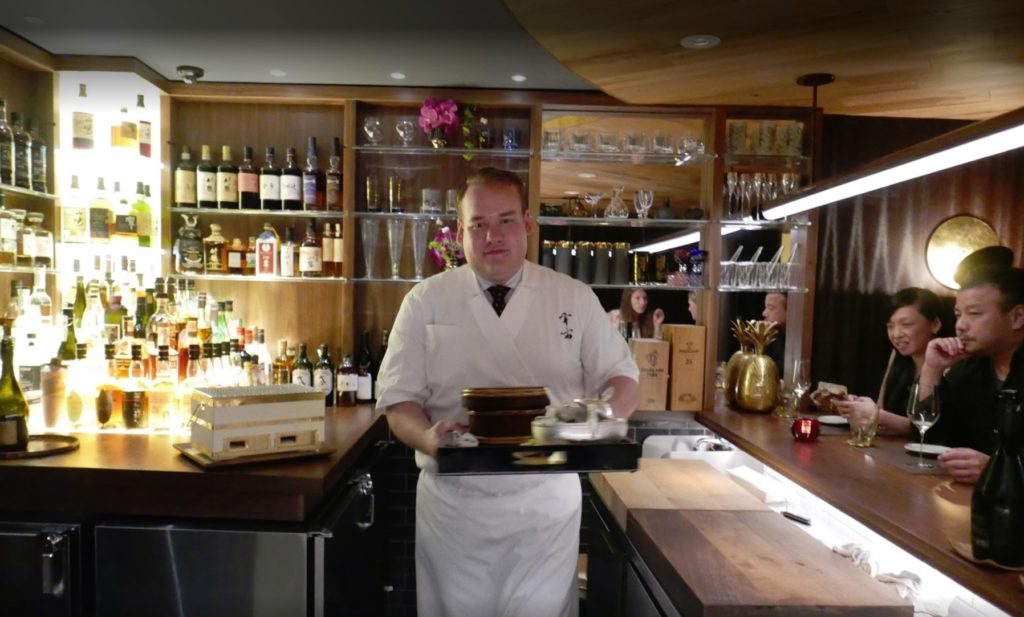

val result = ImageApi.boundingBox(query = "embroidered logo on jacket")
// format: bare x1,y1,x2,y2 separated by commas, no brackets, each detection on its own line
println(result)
559,312,574,339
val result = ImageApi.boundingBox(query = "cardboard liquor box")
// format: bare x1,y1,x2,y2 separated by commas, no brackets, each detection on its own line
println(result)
662,324,707,412
629,338,670,411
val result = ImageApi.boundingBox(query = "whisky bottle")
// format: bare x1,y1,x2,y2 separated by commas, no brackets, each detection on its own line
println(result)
175,214,205,274
203,223,228,274
332,223,344,277
227,238,245,275
123,343,150,428
96,343,122,428
0,336,30,451
10,112,32,190
298,219,322,278
292,343,313,386
72,275,87,329
244,236,257,276
177,145,200,208
239,145,260,209
26,117,47,193
325,137,342,211
281,147,302,210
321,224,334,277
336,353,358,407
216,145,239,209
176,344,203,430
314,344,335,406
302,136,325,211
197,145,217,209
259,146,282,211
356,330,374,403
60,307,78,361
272,339,292,384
280,226,296,278
71,84,94,150
255,222,279,277
148,345,177,430
131,181,152,248
89,177,113,243
0,98,14,185
137,95,152,158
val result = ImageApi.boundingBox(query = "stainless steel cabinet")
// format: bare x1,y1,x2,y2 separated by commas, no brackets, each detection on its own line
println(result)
0,522,80,617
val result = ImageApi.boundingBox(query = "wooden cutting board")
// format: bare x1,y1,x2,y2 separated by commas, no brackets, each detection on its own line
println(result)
590,458,769,528
628,509,912,616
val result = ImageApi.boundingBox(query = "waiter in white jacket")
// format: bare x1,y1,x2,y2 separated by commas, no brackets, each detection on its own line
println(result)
377,167,639,617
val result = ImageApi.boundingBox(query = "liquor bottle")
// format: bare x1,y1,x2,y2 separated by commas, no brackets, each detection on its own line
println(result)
132,181,152,248
89,177,112,243
109,181,138,245
281,147,302,210
203,223,228,274
272,339,292,384
65,343,93,429
302,136,325,210
255,222,279,277
299,219,322,278
175,214,205,274
26,117,47,193
133,289,148,341
0,195,18,262
201,342,215,382
321,224,334,277
332,223,344,276
238,145,260,209
291,343,313,386
196,293,211,343
72,274,87,329
325,137,342,211
216,145,239,209
0,98,14,185
61,175,88,243
10,112,32,190
175,145,197,208
61,307,78,361
28,265,52,326
280,226,296,278
122,343,148,428
71,84,94,150
110,105,138,150
105,295,126,339
314,344,335,406
13,209,32,266
259,146,281,210
244,236,257,276
971,389,1024,566
227,238,245,275
176,318,198,381
28,212,53,268
176,344,203,430
1,280,22,334
213,301,230,344
136,94,152,158
336,353,358,407
0,336,30,451
356,330,374,403
148,345,176,430
255,328,272,385
96,343,121,428
374,329,390,399
197,145,217,208
147,293,174,349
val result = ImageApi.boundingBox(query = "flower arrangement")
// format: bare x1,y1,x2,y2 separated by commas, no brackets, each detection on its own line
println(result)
419,97,460,140
427,226,465,269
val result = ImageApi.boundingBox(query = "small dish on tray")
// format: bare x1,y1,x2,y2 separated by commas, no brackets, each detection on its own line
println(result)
904,443,950,457
816,414,849,426
531,416,627,444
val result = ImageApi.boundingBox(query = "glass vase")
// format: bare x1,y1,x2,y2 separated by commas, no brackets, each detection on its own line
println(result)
387,218,406,279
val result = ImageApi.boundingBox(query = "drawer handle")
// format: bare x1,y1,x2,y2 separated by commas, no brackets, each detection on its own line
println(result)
40,533,67,598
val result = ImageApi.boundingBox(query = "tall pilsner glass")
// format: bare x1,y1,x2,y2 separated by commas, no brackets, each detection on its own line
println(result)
360,218,380,279
411,219,431,280
387,218,406,280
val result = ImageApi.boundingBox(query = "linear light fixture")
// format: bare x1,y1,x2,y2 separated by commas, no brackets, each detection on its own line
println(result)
632,105,1024,254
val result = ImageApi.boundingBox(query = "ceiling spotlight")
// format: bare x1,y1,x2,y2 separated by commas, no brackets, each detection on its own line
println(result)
390,72,407,80
680,34,720,50
510,74,527,83
176,65,205,85
23,15,44,25
269,69,287,78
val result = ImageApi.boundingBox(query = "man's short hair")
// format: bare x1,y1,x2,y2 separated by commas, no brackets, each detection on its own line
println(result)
960,265,1024,312
456,167,528,217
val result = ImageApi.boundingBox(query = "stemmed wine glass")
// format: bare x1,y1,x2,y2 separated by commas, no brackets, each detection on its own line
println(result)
395,119,416,146
582,192,605,218
363,117,384,145
633,189,654,219
725,172,739,218
909,387,941,469
790,359,811,404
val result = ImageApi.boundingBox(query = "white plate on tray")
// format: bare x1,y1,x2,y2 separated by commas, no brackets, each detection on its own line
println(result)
817,415,849,426
531,417,628,443
904,443,950,457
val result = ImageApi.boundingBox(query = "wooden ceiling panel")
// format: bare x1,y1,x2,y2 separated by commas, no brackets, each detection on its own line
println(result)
504,0,1024,119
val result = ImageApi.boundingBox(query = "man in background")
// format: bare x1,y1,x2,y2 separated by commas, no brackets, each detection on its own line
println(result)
762,292,787,375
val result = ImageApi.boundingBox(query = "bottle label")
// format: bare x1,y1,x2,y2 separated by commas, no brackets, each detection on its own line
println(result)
280,247,295,277
134,209,152,246
175,169,197,204
178,237,205,273
314,369,333,394
122,390,146,428
338,373,358,393
217,172,238,203
245,249,257,270
260,174,280,200
120,121,139,141
333,237,343,265
256,239,277,275
326,177,341,209
35,232,54,263
89,208,110,239
239,171,258,194
14,146,30,187
0,142,12,182
114,214,139,235
303,174,317,205
72,111,94,148
299,246,322,274
356,375,372,401
138,121,152,155
0,217,17,244
197,171,217,202
292,369,312,387
281,176,301,201
322,235,333,264
228,251,242,268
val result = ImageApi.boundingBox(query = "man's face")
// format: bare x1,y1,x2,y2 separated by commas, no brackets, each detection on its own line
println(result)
762,293,787,328
955,284,1023,356
457,182,531,284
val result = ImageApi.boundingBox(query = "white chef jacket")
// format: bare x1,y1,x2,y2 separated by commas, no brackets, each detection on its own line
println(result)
377,261,638,617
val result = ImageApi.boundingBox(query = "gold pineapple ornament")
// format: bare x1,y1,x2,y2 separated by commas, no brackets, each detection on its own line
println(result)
724,319,752,405
735,320,780,412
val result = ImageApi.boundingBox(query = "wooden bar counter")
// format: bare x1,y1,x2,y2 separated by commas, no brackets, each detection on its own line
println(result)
0,406,386,523
697,404,1023,616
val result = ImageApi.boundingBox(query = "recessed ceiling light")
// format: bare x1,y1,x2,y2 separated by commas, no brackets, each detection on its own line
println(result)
390,72,407,80
578,172,597,179
510,74,527,83
23,15,44,25
680,34,720,50
269,69,287,77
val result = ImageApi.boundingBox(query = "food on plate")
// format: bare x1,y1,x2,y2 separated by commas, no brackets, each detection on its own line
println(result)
809,382,848,412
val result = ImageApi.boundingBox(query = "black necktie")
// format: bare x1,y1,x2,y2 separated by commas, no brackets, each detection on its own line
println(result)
489,285,511,316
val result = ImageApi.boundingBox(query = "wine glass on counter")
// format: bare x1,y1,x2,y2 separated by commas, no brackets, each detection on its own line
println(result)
909,386,940,468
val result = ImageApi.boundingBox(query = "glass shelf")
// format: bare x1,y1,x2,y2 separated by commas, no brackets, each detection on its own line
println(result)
169,207,345,219
724,154,809,169
354,145,531,159
719,219,811,229
538,216,707,229
590,282,704,291
354,277,427,284
353,211,456,222
717,286,808,293
0,264,57,274
0,183,58,201
541,150,715,166
175,273,348,283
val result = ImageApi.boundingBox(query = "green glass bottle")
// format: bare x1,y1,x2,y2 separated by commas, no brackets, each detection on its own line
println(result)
61,307,77,361
0,336,30,451
291,343,313,387
73,275,87,329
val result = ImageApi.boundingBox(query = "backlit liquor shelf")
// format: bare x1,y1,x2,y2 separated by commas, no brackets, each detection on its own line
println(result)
0,183,59,201
169,206,345,219
537,216,708,229
174,272,348,283
353,145,532,158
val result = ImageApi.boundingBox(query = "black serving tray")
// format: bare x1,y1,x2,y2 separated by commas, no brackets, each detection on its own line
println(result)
436,439,640,475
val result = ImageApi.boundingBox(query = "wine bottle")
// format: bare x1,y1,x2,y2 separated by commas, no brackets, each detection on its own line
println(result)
216,145,239,209
302,136,325,211
197,145,217,209
10,112,32,190
314,344,335,406
255,222,279,277
298,219,322,278
71,84,94,150
0,98,15,185
0,336,30,451
175,145,197,208
356,330,374,403
281,147,302,210
132,181,152,248
971,389,1024,566
326,137,342,211
26,117,47,193
259,146,282,211
238,145,260,209
279,226,296,278
291,343,313,386
336,353,357,407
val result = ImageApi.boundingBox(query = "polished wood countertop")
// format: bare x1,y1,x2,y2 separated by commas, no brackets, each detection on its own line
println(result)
697,404,1023,617
0,406,387,523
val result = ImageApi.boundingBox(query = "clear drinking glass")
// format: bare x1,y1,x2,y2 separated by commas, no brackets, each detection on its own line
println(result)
360,218,380,279
909,388,940,468
583,192,605,218
633,189,654,219
363,117,384,145
386,218,406,279
410,219,431,280
395,119,416,146
543,128,562,151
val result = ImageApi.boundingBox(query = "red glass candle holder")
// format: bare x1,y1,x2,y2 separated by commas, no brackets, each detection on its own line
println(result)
791,417,820,442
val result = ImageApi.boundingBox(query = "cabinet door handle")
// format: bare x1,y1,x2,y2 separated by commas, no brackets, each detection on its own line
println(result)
355,473,375,530
40,532,67,598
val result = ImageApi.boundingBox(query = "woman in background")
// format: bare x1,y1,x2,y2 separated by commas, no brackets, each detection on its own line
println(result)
835,287,945,434
618,288,665,339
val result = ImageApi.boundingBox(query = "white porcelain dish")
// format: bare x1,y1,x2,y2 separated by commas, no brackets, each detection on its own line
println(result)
904,443,950,457
816,415,849,426
531,417,628,443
